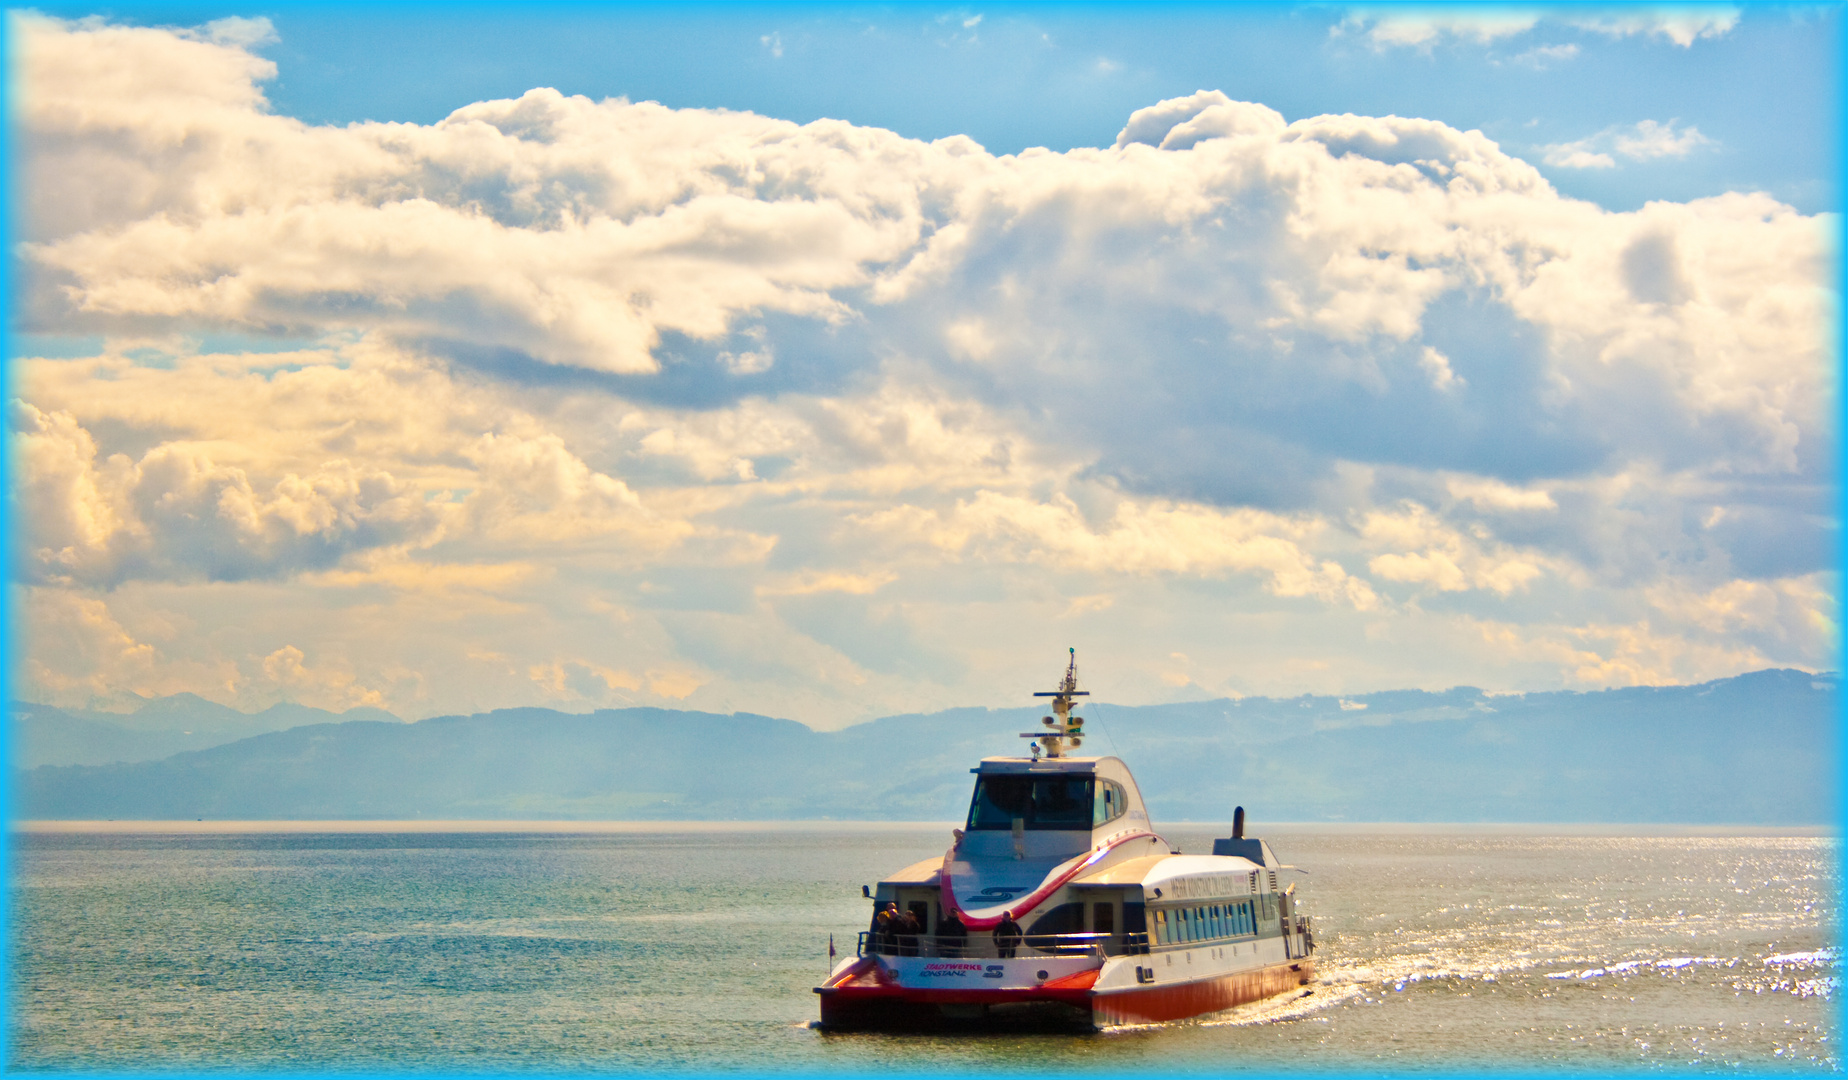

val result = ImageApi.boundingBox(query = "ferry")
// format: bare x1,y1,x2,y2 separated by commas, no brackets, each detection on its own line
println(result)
815,651,1316,1030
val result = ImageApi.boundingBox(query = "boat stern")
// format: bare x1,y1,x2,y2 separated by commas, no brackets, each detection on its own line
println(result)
814,953,1105,1030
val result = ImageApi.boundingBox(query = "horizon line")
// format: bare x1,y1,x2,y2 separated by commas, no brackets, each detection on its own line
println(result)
12,820,1837,837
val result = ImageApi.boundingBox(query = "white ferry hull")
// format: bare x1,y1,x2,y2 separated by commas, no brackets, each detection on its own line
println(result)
1092,957,1314,1026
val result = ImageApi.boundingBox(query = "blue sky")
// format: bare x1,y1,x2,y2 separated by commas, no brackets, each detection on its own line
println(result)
8,5,1841,725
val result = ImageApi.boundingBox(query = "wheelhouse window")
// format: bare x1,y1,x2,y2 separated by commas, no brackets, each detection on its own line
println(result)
966,774,1096,831
1092,779,1128,827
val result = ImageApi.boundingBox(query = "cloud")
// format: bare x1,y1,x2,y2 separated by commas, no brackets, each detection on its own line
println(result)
1565,9,1740,47
1336,6,1738,51
1418,346,1464,391
1445,477,1555,512
858,492,1381,608
1467,611,1782,689
1336,9,1542,50
1613,119,1714,159
1511,42,1580,68
1543,119,1713,170
1361,503,1548,596
199,16,277,48
1544,147,1618,170
261,644,386,710
8,15,1836,722
1114,90,1284,149
11,399,449,586
757,571,897,597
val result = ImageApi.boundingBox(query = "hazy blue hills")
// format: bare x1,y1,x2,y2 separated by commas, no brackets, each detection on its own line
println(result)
10,696,400,768
13,668,1838,823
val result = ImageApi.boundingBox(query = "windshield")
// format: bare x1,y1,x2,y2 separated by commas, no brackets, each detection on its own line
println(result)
966,774,1096,831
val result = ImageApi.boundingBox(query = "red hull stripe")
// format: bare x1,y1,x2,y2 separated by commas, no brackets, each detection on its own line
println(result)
816,960,1315,1026
938,830,1158,930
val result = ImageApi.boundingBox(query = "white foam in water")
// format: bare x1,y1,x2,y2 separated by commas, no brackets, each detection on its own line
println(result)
1765,949,1836,965
1545,955,1731,980
1195,986,1353,1028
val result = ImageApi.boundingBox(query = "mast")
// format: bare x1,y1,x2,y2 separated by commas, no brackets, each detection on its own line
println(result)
1024,647,1090,758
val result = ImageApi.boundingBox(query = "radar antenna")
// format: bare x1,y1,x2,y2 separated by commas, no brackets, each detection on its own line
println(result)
1022,647,1090,758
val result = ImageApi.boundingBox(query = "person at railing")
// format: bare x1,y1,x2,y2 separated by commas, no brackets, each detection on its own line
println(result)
938,910,967,958
994,910,1023,959
895,906,922,956
871,902,900,955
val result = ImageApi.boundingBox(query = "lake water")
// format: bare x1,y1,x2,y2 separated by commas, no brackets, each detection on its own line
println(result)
8,823,1836,1073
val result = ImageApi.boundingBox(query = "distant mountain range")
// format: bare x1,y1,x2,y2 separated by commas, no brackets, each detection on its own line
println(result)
10,694,399,768
12,669,1838,823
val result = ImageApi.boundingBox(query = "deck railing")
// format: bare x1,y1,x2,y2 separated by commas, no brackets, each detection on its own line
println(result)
859,916,1316,960
857,930,1152,959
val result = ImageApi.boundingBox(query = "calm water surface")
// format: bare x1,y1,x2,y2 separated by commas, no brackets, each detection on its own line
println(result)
8,824,1836,1073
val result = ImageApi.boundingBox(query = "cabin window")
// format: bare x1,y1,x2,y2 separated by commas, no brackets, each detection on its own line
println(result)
1153,909,1170,944
1026,902,1085,937
1211,904,1223,938
966,774,1096,831
1092,902,1115,936
1092,779,1129,827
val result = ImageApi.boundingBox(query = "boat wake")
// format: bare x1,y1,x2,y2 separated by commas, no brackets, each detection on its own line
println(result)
1102,944,1839,1034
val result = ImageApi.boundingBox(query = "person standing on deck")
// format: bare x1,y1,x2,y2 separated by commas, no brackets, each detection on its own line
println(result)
895,906,922,956
994,910,1023,958
938,910,967,958
871,902,900,955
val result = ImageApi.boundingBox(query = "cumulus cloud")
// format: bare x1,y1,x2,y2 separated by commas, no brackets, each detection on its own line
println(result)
11,399,447,586
8,14,1836,721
